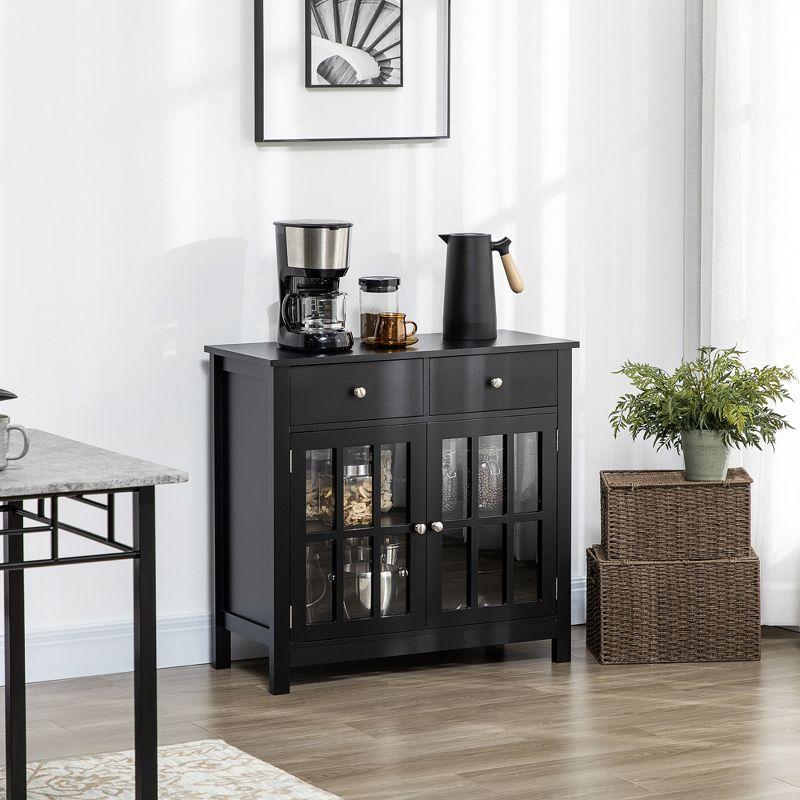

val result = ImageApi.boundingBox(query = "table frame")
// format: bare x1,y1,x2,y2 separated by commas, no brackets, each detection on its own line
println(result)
0,485,157,800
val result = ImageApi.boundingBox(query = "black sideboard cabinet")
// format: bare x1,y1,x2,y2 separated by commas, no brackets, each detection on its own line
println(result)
205,331,579,694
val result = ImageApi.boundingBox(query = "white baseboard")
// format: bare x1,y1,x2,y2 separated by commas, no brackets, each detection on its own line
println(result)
0,613,264,686
0,580,588,685
571,577,587,624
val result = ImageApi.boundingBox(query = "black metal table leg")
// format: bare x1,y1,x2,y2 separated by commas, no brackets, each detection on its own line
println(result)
4,501,27,799
133,487,157,800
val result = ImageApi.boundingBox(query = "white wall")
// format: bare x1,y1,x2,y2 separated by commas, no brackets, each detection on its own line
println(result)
0,0,685,680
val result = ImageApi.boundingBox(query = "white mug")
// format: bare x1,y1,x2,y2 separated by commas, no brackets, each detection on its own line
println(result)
0,415,29,470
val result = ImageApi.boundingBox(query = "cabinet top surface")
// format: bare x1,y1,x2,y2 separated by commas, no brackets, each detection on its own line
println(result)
0,430,188,499
205,330,579,367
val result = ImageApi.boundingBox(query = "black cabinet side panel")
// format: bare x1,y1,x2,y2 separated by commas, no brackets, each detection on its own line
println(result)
224,370,274,627
553,347,573,662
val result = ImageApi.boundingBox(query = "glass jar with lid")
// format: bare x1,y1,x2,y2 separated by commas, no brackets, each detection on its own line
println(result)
359,276,400,339
343,445,373,528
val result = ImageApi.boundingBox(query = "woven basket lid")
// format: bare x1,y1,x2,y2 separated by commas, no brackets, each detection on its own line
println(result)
600,467,752,490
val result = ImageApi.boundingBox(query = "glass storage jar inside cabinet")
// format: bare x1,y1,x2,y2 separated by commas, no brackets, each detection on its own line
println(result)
343,445,373,528
442,438,470,521
380,443,409,527
305,449,334,532
478,435,505,517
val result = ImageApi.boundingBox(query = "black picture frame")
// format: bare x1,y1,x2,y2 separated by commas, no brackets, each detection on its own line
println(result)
255,0,451,144
305,0,404,89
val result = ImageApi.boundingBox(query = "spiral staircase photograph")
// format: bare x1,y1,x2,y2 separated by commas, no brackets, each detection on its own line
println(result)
307,0,403,87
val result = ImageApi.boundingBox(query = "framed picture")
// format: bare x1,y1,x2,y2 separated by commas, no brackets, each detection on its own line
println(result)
256,0,450,143
306,0,404,88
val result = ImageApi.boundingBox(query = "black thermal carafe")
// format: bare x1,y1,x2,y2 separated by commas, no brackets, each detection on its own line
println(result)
439,233,524,340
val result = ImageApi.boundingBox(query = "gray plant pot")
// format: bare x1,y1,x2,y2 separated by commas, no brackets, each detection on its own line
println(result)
681,430,730,481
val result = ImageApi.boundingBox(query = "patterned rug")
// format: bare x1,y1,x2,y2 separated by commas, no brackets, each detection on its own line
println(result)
1,739,341,799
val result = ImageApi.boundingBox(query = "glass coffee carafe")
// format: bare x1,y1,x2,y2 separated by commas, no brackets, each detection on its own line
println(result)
282,290,347,332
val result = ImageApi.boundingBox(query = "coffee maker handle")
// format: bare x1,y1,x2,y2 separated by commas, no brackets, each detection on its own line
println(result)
280,293,294,327
492,238,525,294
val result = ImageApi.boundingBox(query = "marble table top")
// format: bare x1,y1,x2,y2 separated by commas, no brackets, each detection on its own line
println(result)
0,430,188,499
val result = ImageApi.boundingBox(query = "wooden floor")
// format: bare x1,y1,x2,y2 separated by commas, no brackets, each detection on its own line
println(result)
4,626,800,799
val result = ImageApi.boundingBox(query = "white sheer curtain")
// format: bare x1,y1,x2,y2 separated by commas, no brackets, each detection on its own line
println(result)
701,0,800,625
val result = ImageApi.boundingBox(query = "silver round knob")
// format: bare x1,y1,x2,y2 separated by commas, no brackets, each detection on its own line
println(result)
414,523,427,536
489,377,504,389
431,521,444,533
398,568,409,578
353,387,367,399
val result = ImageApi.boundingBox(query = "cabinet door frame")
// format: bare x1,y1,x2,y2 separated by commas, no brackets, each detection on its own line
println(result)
426,412,557,627
290,423,427,642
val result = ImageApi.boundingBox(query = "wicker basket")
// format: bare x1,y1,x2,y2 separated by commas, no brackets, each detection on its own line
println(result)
600,468,752,561
586,545,760,664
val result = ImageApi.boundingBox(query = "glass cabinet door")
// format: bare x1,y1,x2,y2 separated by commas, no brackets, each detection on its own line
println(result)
292,424,426,641
427,415,557,627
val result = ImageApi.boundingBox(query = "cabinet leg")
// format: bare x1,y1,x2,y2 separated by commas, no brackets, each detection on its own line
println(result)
268,646,290,695
485,644,506,661
212,624,231,670
551,633,571,663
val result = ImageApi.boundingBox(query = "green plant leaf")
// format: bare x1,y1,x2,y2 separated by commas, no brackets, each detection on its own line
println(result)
608,346,796,452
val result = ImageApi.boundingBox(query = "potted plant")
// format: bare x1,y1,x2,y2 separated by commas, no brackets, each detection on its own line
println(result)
609,346,795,481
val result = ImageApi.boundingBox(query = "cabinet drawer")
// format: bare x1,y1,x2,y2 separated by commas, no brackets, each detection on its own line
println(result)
290,360,424,425
430,351,557,415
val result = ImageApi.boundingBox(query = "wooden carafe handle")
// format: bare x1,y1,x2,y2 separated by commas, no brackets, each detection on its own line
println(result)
501,253,524,294
492,238,525,294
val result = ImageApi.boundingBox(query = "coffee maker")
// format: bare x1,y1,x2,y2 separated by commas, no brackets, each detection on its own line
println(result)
275,219,355,352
